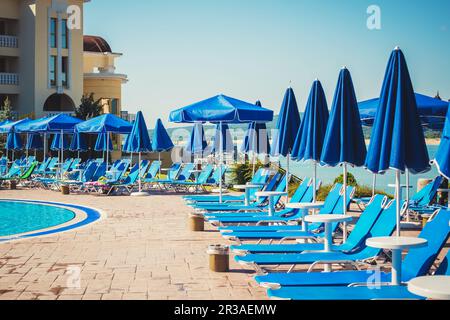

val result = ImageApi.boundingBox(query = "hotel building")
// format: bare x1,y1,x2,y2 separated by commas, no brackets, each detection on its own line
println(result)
0,0,128,119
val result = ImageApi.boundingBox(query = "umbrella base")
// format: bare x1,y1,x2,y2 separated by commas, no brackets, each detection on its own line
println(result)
130,191,150,197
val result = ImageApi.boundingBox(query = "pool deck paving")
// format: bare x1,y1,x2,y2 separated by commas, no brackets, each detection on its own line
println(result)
0,189,268,300
0,189,447,300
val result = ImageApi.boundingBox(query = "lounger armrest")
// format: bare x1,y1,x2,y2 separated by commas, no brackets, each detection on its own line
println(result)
348,282,392,288
279,236,319,244
307,260,366,273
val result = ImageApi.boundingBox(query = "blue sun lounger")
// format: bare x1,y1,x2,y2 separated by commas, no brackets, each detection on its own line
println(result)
173,164,214,192
195,173,285,212
207,178,315,221
256,208,449,290
159,163,196,189
143,161,161,181
222,186,355,244
234,199,398,273
183,168,273,203
210,183,348,229
267,243,449,301
230,194,386,254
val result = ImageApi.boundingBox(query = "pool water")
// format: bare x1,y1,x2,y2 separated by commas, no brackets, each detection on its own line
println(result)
0,201,76,237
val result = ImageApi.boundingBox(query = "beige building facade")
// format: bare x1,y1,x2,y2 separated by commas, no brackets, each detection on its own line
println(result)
0,0,127,120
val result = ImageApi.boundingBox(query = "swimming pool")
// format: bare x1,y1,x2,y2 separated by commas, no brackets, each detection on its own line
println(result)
0,200,102,242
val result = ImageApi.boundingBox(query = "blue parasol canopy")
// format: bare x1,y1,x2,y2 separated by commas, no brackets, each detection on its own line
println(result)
271,88,301,157
70,132,87,152
365,48,430,175
365,47,431,236
0,118,30,133
211,123,233,154
169,94,273,124
76,114,133,134
151,119,174,152
95,133,113,152
292,80,330,162
186,123,207,154
15,114,82,133
124,111,152,153
6,132,22,151
321,68,367,167
241,101,271,155
51,133,70,151
432,105,450,180
27,134,44,151
359,93,449,129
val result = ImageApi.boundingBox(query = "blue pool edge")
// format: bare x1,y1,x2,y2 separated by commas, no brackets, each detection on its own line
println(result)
0,199,104,243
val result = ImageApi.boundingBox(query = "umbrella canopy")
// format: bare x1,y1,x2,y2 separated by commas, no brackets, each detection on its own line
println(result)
6,132,22,150
70,132,87,152
431,106,450,179
365,49,430,175
75,114,133,134
321,68,367,167
359,93,449,129
186,123,207,154
241,101,271,155
51,133,70,151
124,111,152,153
321,68,367,241
292,80,330,162
0,118,31,133
270,88,301,157
211,123,233,154
170,94,273,124
15,114,82,133
365,47,430,237
151,119,174,152
95,133,113,152
27,134,44,150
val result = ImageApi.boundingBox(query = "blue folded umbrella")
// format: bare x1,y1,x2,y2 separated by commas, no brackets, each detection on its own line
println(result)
151,118,174,152
70,132,87,152
186,123,208,155
51,133,70,151
432,106,450,179
95,133,113,152
26,134,44,151
211,123,233,154
365,47,431,236
241,101,270,155
6,132,22,151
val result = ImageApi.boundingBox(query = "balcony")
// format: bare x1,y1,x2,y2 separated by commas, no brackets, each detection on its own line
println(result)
0,73,18,85
0,35,18,48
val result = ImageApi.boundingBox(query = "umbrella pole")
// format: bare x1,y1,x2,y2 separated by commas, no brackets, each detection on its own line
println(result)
405,169,410,222
372,174,376,197
158,152,161,177
252,153,256,177
106,133,110,170
60,130,64,179
313,162,317,203
395,170,401,237
138,152,142,192
26,133,29,158
43,133,47,163
286,153,291,202
219,122,223,203
343,164,348,242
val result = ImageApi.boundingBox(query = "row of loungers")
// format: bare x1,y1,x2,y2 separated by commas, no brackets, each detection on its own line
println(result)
185,168,450,300
0,156,227,196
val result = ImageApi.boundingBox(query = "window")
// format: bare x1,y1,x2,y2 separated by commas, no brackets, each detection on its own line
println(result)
62,57,68,87
111,99,119,115
50,56,57,87
50,18,57,48
61,19,68,49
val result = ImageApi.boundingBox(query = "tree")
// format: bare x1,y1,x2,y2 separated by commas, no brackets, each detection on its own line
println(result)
0,96,13,122
75,93,103,120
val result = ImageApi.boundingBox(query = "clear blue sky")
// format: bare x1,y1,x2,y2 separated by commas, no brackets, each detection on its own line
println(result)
84,0,450,128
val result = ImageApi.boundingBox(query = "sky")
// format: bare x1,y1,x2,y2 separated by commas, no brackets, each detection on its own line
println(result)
84,0,450,128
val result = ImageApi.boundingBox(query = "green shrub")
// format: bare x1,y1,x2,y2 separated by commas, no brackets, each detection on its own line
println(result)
230,161,266,185
334,172,358,186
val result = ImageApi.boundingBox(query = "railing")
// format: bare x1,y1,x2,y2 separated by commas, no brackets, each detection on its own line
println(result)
0,73,19,85
0,35,18,48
